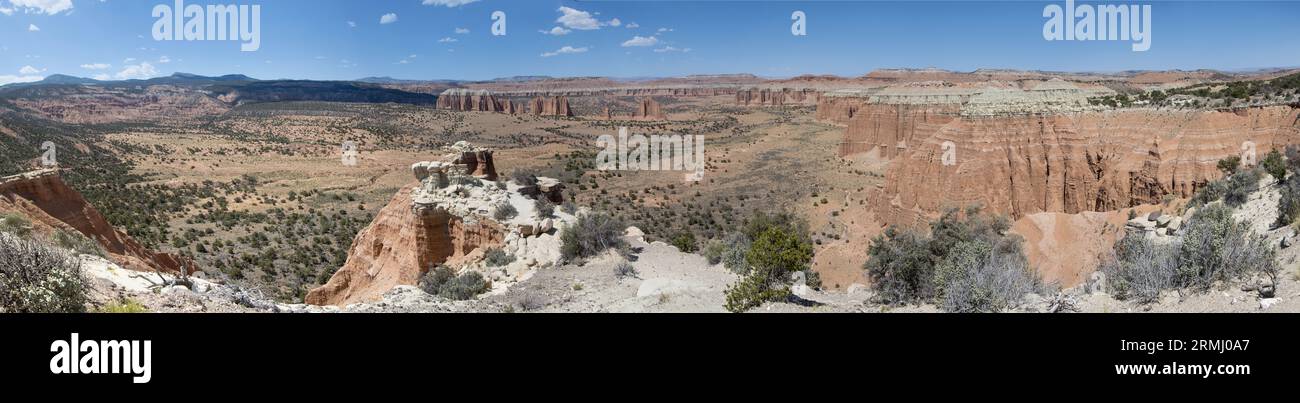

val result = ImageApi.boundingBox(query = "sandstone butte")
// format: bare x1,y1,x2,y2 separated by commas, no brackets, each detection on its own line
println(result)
306,143,569,306
736,87,821,107
632,97,667,120
0,169,191,274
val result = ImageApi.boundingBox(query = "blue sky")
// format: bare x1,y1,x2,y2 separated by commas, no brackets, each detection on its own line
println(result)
2,0,1299,84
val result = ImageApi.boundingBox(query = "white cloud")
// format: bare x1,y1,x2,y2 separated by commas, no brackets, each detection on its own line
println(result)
80,63,111,70
625,22,640,29
158,56,171,63
454,27,469,34
114,62,159,80
28,24,39,31
0,7,13,16
123,57,136,63
0,75,42,86
654,46,691,53
379,13,398,24
9,0,73,15
658,27,674,33
438,37,457,43
607,18,621,27
556,6,600,30
19,65,42,75
621,35,659,47
540,26,570,36
421,0,480,7
540,46,588,58
347,21,356,28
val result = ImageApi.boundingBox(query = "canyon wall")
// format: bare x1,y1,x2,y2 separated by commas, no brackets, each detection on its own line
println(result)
867,106,1300,227
0,169,190,273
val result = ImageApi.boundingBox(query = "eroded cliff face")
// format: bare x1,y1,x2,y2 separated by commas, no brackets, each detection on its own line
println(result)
302,185,506,305
0,169,190,273
529,96,574,117
866,106,1300,227
437,89,505,112
306,143,575,306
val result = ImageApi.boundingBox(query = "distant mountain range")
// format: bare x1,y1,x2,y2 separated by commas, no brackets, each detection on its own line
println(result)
0,73,438,106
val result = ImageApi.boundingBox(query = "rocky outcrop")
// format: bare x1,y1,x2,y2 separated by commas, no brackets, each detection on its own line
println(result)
632,97,666,120
529,96,573,117
307,143,575,306
0,169,191,273
868,106,1300,226
448,142,498,181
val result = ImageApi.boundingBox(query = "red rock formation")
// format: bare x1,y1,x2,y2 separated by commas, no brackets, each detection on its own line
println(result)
304,184,506,305
632,97,666,120
839,103,961,157
437,89,505,112
736,88,822,106
529,96,573,117
0,169,191,273
867,106,1300,227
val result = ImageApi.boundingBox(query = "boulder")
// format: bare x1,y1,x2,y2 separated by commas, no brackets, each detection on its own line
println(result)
1156,215,1172,227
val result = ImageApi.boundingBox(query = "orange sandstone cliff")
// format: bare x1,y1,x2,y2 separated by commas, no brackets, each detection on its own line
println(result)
0,169,190,273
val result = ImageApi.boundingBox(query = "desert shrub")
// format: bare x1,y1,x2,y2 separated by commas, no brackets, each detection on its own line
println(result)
613,260,638,279
933,237,1039,312
670,231,698,253
559,212,627,261
724,225,813,312
865,227,936,305
1222,169,1261,208
51,230,106,257
494,180,508,190
1262,149,1287,182
866,206,1028,310
1277,175,1300,227
534,198,555,218
510,169,539,187
418,266,490,300
1217,155,1241,175
0,236,88,313
1178,203,1278,290
719,232,752,274
0,213,33,238
703,239,725,265
493,202,518,221
483,248,515,267
1188,179,1228,207
560,201,577,215
438,271,490,300
1101,235,1178,303
742,212,809,243
98,298,148,313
